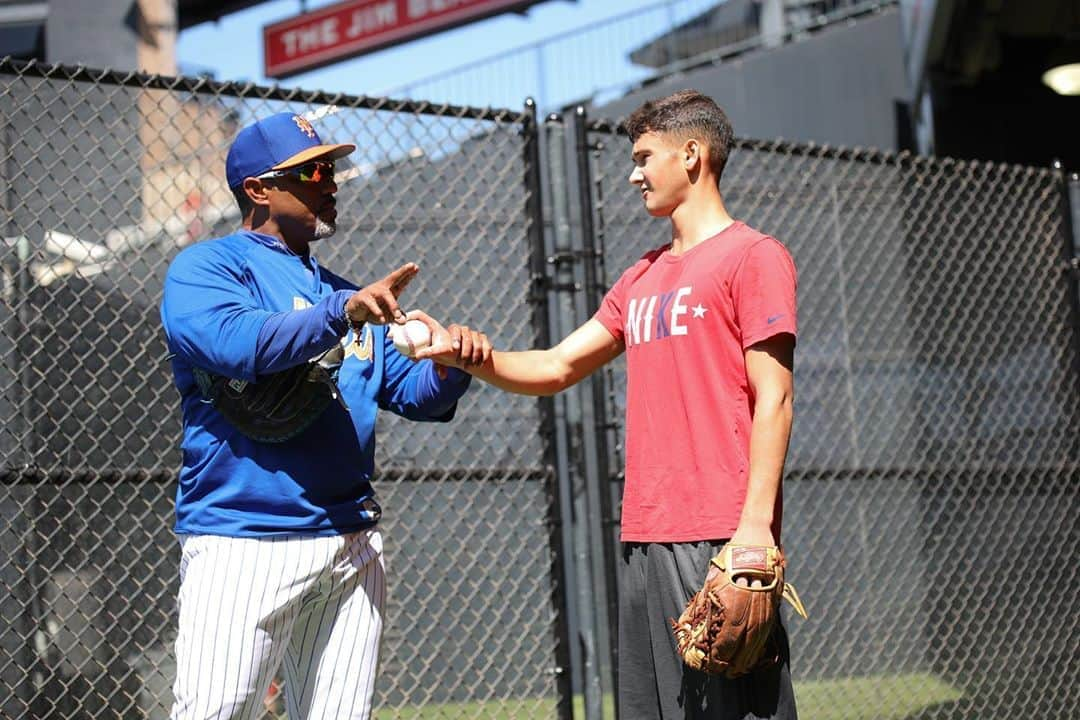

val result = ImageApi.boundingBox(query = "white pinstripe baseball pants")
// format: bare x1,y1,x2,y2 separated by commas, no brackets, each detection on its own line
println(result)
170,529,385,720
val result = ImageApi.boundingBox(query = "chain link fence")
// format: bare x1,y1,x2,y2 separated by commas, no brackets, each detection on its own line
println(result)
1,57,1078,720
566,113,1080,719
0,58,569,719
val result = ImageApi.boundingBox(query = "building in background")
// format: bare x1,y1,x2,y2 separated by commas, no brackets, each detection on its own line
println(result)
600,0,1079,169
599,3,909,155
903,0,1079,168
1,0,178,72
0,0,239,280
2,1,1075,167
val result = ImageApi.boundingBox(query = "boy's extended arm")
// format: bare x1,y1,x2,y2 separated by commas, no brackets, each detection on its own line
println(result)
472,319,623,396
417,317,623,396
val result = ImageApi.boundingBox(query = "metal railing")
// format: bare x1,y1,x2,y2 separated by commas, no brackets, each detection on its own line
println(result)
384,0,892,113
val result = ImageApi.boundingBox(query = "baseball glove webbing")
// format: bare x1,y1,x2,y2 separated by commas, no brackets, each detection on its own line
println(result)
672,543,808,678
192,343,348,443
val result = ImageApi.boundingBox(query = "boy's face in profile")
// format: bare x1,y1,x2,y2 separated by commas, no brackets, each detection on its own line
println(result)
629,130,692,218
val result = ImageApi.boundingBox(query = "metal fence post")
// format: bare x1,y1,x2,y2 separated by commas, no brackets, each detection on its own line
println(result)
1,113,37,712
524,97,574,720
568,105,620,718
1068,172,1080,254
543,109,609,720
1060,163,1080,319
1053,161,1080,456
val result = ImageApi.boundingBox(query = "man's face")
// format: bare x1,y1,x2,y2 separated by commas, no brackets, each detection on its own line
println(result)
629,131,688,217
262,160,339,242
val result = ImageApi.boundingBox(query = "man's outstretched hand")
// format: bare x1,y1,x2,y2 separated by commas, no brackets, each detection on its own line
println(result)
345,263,419,326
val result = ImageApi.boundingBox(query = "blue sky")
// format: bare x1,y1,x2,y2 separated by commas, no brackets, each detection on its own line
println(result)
177,0,675,100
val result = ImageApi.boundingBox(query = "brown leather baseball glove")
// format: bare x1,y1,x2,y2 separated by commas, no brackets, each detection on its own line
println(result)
671,544,808,678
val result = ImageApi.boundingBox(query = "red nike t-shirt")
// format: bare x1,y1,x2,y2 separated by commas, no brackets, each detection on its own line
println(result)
593,222,797,543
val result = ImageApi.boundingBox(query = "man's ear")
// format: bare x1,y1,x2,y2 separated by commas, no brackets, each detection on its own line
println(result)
243,177,271,207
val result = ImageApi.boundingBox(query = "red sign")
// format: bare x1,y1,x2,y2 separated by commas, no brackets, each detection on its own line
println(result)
264,0,547,79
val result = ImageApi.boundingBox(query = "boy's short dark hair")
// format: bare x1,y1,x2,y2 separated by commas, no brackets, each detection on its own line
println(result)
623,90,735,179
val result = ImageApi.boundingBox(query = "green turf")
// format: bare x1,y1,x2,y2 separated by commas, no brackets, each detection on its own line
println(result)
372,672,962,719
796,672,964,720
372,696,565,719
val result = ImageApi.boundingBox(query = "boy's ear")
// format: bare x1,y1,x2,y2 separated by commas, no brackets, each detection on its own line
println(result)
683,138,702,171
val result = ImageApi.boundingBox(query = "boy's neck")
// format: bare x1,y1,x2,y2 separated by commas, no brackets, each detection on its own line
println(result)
668,188,734,255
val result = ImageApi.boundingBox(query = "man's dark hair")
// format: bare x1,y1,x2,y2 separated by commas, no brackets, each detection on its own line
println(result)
232,185,254,219
622,90,735,179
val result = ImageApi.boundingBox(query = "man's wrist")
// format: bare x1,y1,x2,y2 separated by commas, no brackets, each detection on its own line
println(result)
341,294,366,340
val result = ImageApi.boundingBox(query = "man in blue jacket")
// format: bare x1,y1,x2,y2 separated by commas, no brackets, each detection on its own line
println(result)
160,112,488,720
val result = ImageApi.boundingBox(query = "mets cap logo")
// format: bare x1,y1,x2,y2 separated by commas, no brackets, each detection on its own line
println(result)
292,115,316,138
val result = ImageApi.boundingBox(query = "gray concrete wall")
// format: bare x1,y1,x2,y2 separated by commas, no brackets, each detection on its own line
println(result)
46,0,140,69
596,8,909,152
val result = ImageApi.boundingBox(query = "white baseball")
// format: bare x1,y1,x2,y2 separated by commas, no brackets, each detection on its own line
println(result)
389,319,432,359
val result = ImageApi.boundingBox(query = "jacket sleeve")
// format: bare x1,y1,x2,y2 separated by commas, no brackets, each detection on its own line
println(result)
161,244,350,381
377,329,472,421
254,289,353,373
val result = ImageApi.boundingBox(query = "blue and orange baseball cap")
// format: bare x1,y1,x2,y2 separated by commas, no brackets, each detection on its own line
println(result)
225,112,355,189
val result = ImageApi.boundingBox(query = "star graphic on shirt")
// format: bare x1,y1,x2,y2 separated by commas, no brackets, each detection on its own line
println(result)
692,303,708,318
